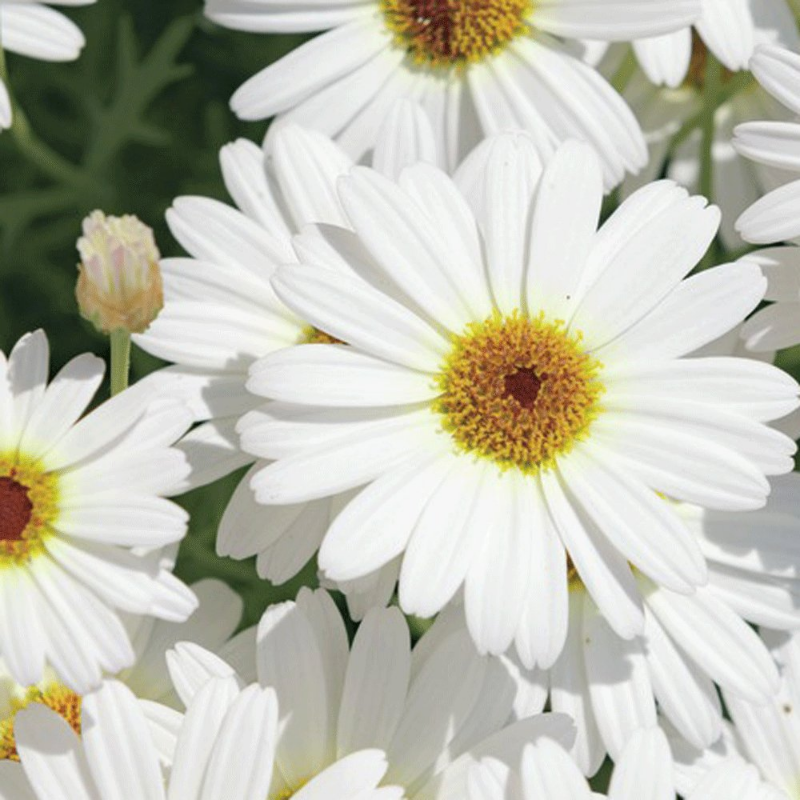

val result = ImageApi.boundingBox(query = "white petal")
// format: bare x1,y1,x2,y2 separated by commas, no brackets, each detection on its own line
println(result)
82,681,165,800
608,727,674,800
534,0,701,40
14,705,97,800
271,264,449,372
583,599,657,760
372,99,439,179
257,600,330,784
336,606,409,755
696,0,755,72
248,344,438,407
645,583,780,702
526,140,604,322
320,452,452,581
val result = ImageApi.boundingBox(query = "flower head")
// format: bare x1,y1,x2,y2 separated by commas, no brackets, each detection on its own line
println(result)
76,211,164,334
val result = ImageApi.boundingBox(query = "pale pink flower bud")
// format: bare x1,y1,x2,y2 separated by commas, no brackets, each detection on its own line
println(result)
76,210,163,334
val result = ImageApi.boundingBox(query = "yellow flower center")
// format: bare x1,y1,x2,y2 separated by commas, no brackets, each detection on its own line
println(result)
0,683,82,761
381,0,532,68
272,780,308,800
0,455,59,567
434,312,604,473
300,325,344,346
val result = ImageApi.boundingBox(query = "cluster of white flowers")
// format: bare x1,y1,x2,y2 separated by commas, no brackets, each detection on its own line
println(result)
6,0,800,797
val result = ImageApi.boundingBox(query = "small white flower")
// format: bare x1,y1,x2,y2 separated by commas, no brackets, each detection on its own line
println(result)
467,727,674,799
0,0,97,129
0,330,197,693
203,0,706,187
166,587,576,799
241,136,798,664
735,44,800,243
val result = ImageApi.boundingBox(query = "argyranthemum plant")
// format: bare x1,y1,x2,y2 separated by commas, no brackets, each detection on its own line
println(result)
204,0,704,185
0,330,197,693
241,135,799,665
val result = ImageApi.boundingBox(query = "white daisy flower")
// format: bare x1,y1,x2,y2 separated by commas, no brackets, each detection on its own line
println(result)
0,330,197,694
0,676,292,800
203,0,706,187
491,327,800,776
735,44,800,244
0,0,97,130
670,628,800,800
135,104,449,619
629,0,797,88
241,135,799,664
166,586,576,799
468,726,674,799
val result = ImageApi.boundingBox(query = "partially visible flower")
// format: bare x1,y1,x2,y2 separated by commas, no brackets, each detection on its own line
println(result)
0,0,98,130
0,577,251,791
630,0,797,88
670,629,800,799
1,677,285,800
203,0,704,186
76,211,164,335
467,727,674,799
166,587,576,799
0,330,196,693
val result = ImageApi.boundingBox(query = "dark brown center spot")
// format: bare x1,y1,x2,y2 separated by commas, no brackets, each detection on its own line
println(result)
504,367,543,409
0,477,33,542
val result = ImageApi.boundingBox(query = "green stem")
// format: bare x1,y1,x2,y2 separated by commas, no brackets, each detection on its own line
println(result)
699,54,722,203
610,49,637,95
109,330,131,396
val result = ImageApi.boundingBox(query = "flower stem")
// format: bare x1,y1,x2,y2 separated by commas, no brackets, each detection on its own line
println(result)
699,54,722,203
109,330,131,396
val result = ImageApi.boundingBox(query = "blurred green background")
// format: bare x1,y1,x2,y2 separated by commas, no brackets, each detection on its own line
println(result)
3,3,800,789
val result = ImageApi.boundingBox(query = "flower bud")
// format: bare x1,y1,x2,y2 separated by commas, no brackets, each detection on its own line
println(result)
75,210,163,334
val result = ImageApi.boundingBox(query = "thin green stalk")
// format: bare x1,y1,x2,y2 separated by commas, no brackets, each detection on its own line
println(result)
699,54,722,203
109,329,131,396
610,49,637,95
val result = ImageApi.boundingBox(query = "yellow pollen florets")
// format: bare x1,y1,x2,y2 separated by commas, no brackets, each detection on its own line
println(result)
434,312,604,473
0,683,82,761
0,454,59,568
300,325,344,345
381,0,532,68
